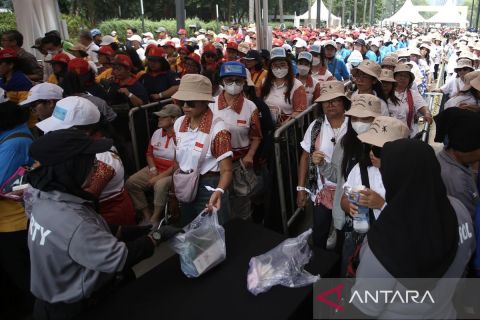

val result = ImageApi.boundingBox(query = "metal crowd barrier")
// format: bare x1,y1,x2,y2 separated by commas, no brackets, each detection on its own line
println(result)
274,81,351,234
129,98,173,171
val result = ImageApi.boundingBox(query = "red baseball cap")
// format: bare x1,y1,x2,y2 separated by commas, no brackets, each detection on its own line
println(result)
49,53,71,65
147,46,165,59
186,53,201,65
203,44,217,54
68,58,90,75
272,38,284,47
113,54,133,70
96,46,115,56
177,28,187,35
226,41,238,50
0,48,17,60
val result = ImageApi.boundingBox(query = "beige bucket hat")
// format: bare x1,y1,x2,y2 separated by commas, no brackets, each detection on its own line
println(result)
394,64,415,83
381,55,398,68
461,71,480,91
345,94,382,118
408,47,421,57
379,69,396,82
357,116,410,147
154,104,183,118
351,60,382,80
172,74,213,102
455,58,474,71
315,81,349,103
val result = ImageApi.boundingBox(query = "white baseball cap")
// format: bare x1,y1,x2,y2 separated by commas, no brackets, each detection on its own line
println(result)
36,96,100,133
294,39,307,48
127,34,142,43
19,83,63,106
100,35,115,46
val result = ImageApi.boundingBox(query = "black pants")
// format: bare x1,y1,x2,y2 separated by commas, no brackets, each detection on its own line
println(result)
0,230,33,318
34,299,84,320
434,63,439,80
312,203,332,249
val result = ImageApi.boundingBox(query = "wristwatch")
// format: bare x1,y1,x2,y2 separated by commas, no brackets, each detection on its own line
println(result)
151,229,162,242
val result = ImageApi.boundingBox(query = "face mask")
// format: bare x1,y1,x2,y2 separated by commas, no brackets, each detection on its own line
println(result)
297,65,310,76
312,57,321,66
272,67,289,79
224,82,244,95
351,121,371,135
48,49,59,56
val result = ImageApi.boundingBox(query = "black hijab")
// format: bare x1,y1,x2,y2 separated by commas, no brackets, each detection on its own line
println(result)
27,128,112,201
368,139,458,280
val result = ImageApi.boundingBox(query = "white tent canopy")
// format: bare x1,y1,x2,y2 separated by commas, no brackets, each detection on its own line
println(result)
383,0,425,24
12,0,68,56
294,1,341,27
427,0,468,26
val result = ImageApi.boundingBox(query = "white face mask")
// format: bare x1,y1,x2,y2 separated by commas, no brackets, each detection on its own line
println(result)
351,121,371,135
312,57,321,66
272,67,289,79
297,65,310,76
224,82,244,95
48,49,60,56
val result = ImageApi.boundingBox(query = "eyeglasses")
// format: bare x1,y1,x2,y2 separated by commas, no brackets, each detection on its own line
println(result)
370,145,382,158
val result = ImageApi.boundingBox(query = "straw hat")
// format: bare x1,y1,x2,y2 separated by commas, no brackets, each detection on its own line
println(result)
461,71,480,91
345,94,382,118
455,58,474,71
315,81,349,102
357,116,410,147
381,55,398,67
379,69,396,82
171,74,213,102
351,60,382,80
394,64,414,83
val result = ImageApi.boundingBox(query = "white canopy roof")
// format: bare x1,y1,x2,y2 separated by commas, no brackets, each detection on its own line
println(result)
383,0,425,24
427,0,468,25
295,0,341,27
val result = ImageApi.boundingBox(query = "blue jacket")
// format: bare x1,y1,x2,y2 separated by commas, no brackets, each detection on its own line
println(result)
0,123,33,186
327,58,350,81
365,50,378,62
336,48,351,62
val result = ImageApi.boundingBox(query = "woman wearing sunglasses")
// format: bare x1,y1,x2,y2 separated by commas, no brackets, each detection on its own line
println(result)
297,81,350,249
172,74,233,226
210,62,262,219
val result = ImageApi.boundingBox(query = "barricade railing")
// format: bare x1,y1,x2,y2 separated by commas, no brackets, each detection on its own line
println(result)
419,63,445,143
274,81,351,234
129,98,173,171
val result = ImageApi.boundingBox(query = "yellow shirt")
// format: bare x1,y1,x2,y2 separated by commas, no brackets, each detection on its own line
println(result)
47,74,59,85
0,200,28,232
95,68,113,83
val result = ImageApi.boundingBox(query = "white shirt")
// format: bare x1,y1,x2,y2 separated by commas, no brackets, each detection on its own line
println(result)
150,128,176,161
263,78,304,117
312,69,333,82
174,115,233,174
301,77,319,106
136,47,146,61
444,92,478,110
351,90,390,116
96,148,125,202
86,42,100,64
441,77,465,98
344,164,385,220
387,89,426,134
209,95,258,152
300,116,349,201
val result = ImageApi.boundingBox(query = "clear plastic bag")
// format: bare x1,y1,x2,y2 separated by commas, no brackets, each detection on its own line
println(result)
169,209,226,278
247,229,320,295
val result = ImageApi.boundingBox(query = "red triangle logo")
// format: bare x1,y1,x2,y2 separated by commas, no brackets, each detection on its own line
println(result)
316,283,345,312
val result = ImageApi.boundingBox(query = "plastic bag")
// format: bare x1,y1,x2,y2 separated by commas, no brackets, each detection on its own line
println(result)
169,209,226,278
247,229,320,295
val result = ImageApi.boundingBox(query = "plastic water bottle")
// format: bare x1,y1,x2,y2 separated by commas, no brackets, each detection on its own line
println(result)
344,185,370,233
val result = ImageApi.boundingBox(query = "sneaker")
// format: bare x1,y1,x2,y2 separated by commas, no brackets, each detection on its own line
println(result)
326,229,337,250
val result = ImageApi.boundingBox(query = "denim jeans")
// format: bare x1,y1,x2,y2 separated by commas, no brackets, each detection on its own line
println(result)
179,175,230,227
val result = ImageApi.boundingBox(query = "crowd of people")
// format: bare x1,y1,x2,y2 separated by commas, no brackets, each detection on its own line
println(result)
0,22,479,319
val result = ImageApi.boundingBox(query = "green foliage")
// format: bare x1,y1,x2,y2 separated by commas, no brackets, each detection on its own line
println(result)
62,14,91,41
98,18,222,42
0,12,16,33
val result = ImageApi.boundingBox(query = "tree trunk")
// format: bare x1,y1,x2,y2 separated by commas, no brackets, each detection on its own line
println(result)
354,0,357,25
363,0,367,24
249,0,255,23
279,0,284,23
227,0,232,24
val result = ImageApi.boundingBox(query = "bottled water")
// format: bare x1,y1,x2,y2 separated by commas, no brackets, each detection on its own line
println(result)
343,185,370,233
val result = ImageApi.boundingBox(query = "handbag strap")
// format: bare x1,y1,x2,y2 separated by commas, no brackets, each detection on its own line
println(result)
196,117,221,171
0,132,33,145
406,89,414,130
359,164,375,226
